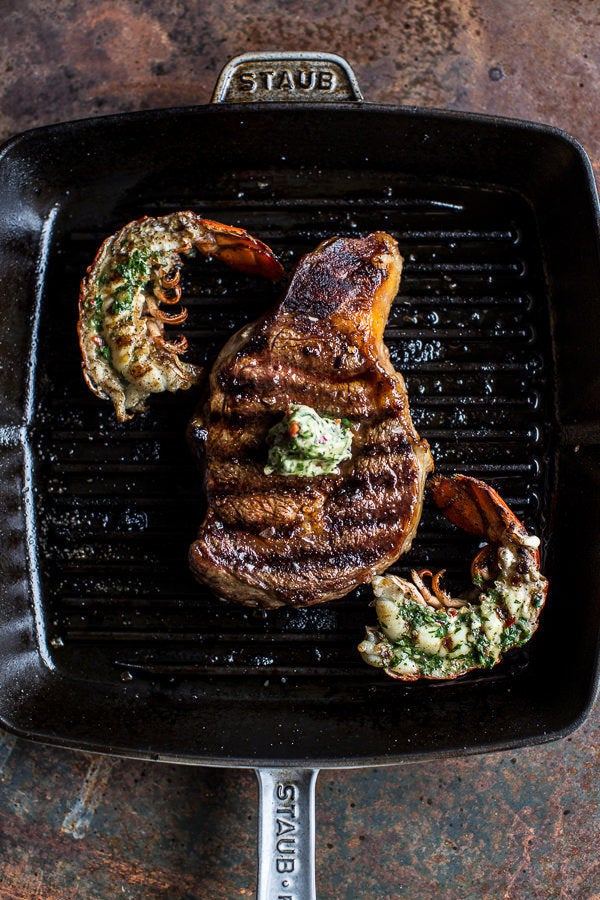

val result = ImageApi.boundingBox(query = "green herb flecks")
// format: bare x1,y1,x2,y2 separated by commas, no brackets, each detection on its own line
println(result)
116,248,151,284
500,620,530,651
86,295,104,332
401,601,449,639
109,248,151,314
390,635,474,679
532,591,544,609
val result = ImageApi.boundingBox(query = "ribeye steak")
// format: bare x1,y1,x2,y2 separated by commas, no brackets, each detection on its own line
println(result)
188,232,433,608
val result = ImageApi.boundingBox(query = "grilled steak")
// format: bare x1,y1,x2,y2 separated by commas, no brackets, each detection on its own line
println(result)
188,232,433,608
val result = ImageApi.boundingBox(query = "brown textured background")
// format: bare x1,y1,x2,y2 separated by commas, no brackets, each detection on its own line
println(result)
0,1,599,898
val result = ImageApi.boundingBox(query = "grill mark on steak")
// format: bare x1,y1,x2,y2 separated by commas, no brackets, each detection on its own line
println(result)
205,459,414,497
195,521,400,578
211,478,414,536
214,374,402,421
188,232,433,608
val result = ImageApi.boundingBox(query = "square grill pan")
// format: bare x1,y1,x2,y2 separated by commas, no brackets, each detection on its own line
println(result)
1,96,600,767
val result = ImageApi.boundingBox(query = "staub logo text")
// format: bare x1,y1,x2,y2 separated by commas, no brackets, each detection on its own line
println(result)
236,68,336,93
275,781,299,900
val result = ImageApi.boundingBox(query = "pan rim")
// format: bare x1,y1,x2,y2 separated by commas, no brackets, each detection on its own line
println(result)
0,703,594,768
0,97,595,169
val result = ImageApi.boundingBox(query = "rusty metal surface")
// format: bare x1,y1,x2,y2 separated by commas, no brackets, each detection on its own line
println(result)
0,1,599,898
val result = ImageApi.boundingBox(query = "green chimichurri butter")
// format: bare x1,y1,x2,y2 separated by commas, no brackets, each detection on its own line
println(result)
264,404,353,477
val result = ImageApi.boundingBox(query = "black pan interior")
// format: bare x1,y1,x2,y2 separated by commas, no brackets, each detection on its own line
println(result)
0,104,599,765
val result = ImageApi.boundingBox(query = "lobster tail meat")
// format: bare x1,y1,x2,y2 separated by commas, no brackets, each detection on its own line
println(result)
359,474,549,680
78,212,283,422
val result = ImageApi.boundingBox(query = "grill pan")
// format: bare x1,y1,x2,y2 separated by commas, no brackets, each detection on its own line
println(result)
1,51,600,899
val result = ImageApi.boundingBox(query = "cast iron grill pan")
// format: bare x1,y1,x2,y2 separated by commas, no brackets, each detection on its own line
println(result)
39,175,549,686
1,101,599,765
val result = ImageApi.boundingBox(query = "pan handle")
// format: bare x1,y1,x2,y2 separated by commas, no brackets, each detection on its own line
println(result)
255,767,319,900
211,52,363,103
